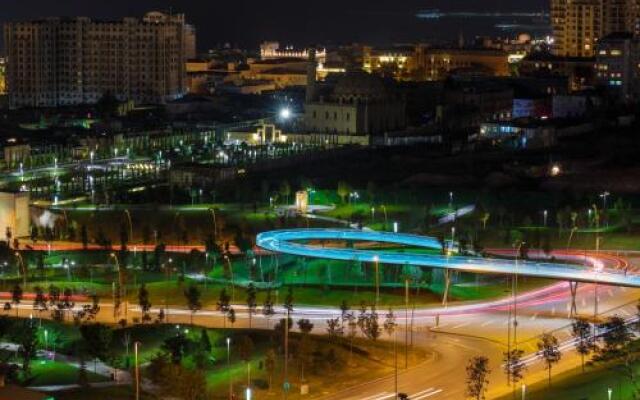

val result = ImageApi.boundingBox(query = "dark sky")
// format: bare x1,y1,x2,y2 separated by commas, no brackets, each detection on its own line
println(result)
3,0,547,50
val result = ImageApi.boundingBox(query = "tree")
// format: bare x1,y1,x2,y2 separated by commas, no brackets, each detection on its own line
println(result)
283,286,294,313
363,309,381,341
246,283,257,328
466,356,490,400
297,319,314,382
184,284,202,325
537,333,561,387
597,316,632,360
33,286,47,312
162,334,189,364
279,181,291,205
217,288,231,312
77,357,89,388
81,225,89,250
148,353,209,400
227,307,236,327
262,290,275,327
10,284,22,318
79,323,112,372
337,181,350,204
572,318,594,372
138,284,152,323
326,318,343,339
199,329,212,354
503,348,526,387
265,348,277,391
237,335,254,363
383,309,397,338
11,321,37,377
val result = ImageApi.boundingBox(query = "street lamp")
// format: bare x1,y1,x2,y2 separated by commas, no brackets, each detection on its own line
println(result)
543,210,548,227
134,341,141,400
373,255,380,306
279,107,292,121
227,337,232,400
521,384,526,400
393,221,399,233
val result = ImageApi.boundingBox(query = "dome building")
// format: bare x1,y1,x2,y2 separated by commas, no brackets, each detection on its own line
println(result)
303,53,406,137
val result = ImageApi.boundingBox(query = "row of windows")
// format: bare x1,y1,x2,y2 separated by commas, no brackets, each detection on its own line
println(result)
311,110,351,121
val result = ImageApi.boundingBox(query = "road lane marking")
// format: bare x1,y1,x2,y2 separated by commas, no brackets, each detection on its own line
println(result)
451,322,470,329
410,388,435,397
480,319,493,327
413,389,444,399
360,392,392,400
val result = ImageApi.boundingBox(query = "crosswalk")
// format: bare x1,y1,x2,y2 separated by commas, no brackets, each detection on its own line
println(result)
359,388,443,400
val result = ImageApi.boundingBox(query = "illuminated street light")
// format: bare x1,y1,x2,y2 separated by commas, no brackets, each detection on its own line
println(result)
279,107,292,120
373,255,380,306
543,210,548,227
134,341,141,400
227,337,232,400
608,388,613,400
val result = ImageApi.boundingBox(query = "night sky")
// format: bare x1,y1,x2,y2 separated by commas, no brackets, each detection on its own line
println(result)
3,0,547,50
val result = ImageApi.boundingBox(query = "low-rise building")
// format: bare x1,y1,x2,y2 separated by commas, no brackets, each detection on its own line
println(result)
595,32,640,101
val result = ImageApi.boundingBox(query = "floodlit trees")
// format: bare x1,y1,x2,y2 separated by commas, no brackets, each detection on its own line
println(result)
466,356,490,400
571,318,594,372
138,284,152,323
246,283,257,328
537,333,561,387
184,284,202,325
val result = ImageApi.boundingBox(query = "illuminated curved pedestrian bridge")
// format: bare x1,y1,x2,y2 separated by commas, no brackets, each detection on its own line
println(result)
257,229,640,287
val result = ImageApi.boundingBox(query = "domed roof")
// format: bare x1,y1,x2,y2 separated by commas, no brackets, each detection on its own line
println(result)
333,71,389,99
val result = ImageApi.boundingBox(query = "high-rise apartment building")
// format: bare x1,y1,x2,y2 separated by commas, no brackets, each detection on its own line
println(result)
4,11,188,108
551,0,640,57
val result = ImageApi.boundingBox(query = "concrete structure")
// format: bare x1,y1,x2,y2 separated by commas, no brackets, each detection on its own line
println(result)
415,47,510,79
442,77,513,129
551,0,638,57
257,229,640,287
4,11,188,108
184,23,197,60
295,191,309,213
260,42,326,64
0,191,30,239
478,119,557,148
226,124,371,146
519,52,596,91
552,94,591,118
595,32,640,100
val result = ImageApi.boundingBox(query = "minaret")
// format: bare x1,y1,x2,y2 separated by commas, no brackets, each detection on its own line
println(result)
305,48,317,103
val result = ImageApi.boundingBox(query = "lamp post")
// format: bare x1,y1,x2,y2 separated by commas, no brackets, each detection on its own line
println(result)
373,255,380,307
543,210,548,227
209,208,218,242
15,252,26,288
521,384,526,400
608,387,613,400
134,341,141,400
600,191,610,227
227,337,232,400
124,209,133,245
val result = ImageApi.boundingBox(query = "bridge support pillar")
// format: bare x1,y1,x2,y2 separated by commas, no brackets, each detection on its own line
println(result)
569,281,579,317
442,269,451,307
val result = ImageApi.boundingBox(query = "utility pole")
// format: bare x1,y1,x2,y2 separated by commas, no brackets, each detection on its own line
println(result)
284,308,289,400
405,278,409,369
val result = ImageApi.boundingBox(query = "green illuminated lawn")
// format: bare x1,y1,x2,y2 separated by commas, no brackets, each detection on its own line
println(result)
28,360,107,387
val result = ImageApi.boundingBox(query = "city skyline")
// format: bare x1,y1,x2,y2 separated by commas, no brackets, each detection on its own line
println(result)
2,0,548,50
